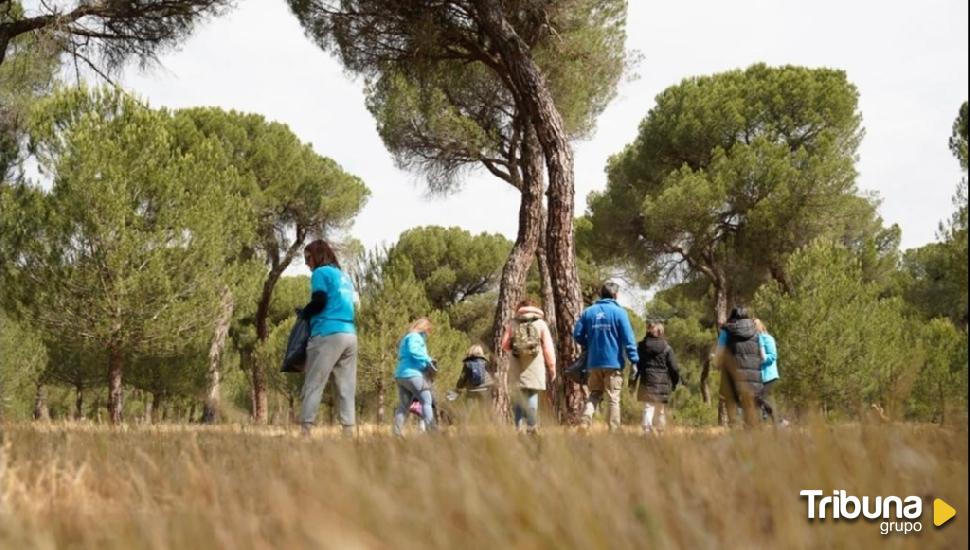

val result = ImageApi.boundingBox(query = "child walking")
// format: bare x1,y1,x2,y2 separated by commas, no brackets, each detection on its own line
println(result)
631,322,680,434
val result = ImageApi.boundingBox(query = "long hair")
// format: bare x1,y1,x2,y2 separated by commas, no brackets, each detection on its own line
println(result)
304,239,340,270
409,318,433,335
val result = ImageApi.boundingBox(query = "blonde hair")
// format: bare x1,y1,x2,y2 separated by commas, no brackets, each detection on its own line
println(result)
466,344,485,358
409,318,433,335
648,322,665,338
754,319,767,333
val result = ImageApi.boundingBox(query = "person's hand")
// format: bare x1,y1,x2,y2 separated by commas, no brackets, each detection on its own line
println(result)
547,368,557,385
628,372,639,388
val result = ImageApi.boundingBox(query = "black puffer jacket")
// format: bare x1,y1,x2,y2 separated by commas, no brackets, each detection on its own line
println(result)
723,319,763,395
635,336,680,404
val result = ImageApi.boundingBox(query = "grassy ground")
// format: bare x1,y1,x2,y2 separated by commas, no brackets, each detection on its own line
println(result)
0,422,966,549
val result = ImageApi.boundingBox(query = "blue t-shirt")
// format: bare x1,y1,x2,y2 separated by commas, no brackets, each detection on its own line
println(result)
309,265,356,337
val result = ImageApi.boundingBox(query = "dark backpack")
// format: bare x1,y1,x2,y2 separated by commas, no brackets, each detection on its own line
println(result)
281,309,310,373
466,358,487,387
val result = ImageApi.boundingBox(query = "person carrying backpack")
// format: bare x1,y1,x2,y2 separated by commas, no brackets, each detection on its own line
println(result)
573,282,639,432
714,307,763,428
454,344,494,410
500,298,556,433
630,322,680,434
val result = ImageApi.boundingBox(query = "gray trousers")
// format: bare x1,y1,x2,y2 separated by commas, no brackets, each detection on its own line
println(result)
301,333,358,428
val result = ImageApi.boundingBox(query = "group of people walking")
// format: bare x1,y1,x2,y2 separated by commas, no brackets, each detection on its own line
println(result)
297,239,780,436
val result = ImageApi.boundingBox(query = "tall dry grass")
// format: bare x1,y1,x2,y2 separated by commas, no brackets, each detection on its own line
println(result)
0,422,966,549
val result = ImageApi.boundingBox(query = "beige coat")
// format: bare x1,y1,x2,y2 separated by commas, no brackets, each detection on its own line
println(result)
501,306,557,391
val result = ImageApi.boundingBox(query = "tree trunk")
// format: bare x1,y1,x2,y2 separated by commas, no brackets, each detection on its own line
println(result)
376,377,386,425
107,347,124,424
203,286,235,424
243,349,268,424
537,209,557,336
706,274,729,424
251,230,307,424
490,126,544,421
143,392,154,425
33,381,50,421
74,382,84,421
472,0,584,423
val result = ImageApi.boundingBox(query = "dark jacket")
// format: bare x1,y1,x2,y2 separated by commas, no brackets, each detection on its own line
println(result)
721,319,763,396
455,355,494,392
635,336,680,404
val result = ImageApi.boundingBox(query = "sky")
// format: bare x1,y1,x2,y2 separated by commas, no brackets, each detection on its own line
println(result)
117,0,969,278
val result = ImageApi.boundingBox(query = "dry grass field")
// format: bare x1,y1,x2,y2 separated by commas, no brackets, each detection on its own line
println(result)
0,422,966,549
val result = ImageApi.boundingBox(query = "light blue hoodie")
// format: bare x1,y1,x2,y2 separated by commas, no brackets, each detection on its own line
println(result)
759,332,779,383
395,331,433,380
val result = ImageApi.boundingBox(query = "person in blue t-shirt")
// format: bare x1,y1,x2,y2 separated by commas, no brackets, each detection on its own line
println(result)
393,318,437,435
298,239,358,436
573,281,639,432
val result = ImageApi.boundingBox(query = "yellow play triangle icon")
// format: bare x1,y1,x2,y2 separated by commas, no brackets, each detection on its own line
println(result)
934,498,956,527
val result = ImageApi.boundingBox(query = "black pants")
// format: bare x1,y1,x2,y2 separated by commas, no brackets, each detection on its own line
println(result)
757,380,776,422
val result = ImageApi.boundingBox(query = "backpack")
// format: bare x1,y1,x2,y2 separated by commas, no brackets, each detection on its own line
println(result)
466,358,487,387
511,319,542,358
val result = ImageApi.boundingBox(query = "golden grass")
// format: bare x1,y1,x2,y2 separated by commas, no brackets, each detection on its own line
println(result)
0,422,966,549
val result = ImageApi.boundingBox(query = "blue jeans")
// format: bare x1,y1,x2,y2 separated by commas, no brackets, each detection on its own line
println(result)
394,376,434,435
513,389,539,430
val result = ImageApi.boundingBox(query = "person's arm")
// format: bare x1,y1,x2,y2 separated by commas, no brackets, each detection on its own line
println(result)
500,325,513,352
301,268,329,320
573,314,587,347
540,321,557,373
406,333,433,367
620,313,639,366
300,291,327,320
763,335,778,365
667,347,681,388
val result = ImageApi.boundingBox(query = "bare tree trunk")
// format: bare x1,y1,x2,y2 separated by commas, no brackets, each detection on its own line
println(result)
107,347,124,424
32,381,49,421
143,392,154,425
472,1,584,423
246,351,268,425
376,377,386,425
704,276,729,425
490,127,544,421
203,287,234,424
252,229,306,425
74,382,84,420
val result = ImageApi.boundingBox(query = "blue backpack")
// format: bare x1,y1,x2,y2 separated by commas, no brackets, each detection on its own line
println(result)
465,357,488,387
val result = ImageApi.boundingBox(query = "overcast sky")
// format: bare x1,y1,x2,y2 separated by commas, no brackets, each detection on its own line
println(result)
120,0,969,271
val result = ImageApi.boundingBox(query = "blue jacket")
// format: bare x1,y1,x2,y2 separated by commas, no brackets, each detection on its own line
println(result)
573,299,639,370
395,332,433,380
759,332,779,383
